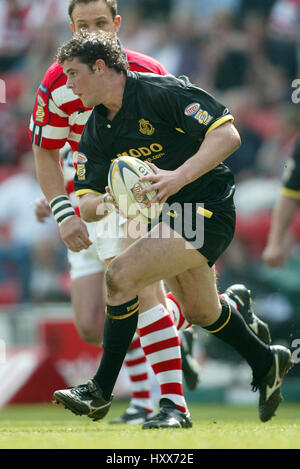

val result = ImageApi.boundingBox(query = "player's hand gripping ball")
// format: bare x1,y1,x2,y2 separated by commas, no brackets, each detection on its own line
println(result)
108,156,161,223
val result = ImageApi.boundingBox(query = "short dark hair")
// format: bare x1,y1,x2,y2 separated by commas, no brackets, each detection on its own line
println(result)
68,0,118,21
56,30,128,73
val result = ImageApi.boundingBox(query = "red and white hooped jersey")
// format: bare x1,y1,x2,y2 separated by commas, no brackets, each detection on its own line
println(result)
29,49,168,212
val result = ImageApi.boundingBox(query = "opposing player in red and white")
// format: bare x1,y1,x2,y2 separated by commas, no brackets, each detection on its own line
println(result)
31,0,271,427
31,0,203,427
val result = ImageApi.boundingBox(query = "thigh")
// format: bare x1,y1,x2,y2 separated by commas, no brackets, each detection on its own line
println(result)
111,222,208,291
120,220,168,310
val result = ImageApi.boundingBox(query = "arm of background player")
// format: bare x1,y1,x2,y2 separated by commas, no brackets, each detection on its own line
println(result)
262,194,299,268
32,144,92,252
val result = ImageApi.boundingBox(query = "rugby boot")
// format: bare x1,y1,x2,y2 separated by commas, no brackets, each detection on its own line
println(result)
109,405,153,425
225,284,272,344
142,398,192,429
251,345,293,422
53,379,112,421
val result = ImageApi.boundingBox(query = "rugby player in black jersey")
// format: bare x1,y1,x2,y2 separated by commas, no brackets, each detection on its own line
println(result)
263,137,300,268
53,31,293,428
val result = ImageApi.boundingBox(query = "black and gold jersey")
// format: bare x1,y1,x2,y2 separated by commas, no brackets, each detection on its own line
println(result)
74,71,235,205
282,137,300,200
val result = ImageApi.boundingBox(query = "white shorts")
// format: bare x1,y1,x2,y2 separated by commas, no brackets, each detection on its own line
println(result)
95,211,127,261
67,213,126,280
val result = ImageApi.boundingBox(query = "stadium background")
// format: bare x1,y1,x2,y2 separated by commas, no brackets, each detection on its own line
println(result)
0,0,299,407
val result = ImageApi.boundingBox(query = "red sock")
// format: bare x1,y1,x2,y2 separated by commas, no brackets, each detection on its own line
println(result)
138,304,187,413
124,333,154,413
166,292,192,331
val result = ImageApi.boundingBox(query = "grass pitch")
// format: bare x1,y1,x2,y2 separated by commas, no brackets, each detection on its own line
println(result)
0,402,300,449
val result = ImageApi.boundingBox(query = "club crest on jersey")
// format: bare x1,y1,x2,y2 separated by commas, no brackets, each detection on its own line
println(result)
139,119,155,136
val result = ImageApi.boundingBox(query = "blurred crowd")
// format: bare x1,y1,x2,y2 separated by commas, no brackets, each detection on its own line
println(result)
0,0,299,352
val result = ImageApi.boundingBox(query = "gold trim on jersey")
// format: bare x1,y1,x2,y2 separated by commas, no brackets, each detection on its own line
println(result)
197,206,213,219
281,187,300,200
75,189,103,197
205,114,234,135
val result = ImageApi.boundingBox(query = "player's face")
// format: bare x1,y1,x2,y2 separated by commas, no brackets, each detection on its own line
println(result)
64,58,104,108
70,0,121,34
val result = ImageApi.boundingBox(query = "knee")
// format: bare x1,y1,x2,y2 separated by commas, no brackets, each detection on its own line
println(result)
180,300,219,326
105,258,141,303
105,258,128,295
76,321,102,345
74,305,105,345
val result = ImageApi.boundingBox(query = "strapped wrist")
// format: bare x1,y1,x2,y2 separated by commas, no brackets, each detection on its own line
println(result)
49,195,76,226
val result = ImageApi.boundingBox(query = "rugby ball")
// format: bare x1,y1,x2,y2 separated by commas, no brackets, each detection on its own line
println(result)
108,156,161,223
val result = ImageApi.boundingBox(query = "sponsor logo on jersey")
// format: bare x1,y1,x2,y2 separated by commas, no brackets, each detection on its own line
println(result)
37,95,46,107
39,84,48,94
116,143,163,159
139,119,155,136
73,152,87,180
184,102,213,126
35,94,46,124
77,164,86,181
73,151,88,164
184,102,201,116
35,106,45,123
35,94,46,123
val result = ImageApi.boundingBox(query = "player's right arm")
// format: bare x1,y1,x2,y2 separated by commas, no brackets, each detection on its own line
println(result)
33,144,92,252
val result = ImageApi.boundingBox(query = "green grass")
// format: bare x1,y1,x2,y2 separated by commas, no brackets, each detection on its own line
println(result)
0,402,300,449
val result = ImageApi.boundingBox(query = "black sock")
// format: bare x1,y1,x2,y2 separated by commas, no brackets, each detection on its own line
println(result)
93,297,139,401
203,298,273,382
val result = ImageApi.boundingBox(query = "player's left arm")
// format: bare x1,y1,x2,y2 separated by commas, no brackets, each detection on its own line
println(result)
140,80,240,203
142,122,240,204
78,192,113,222
173,121,240,186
